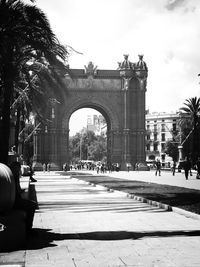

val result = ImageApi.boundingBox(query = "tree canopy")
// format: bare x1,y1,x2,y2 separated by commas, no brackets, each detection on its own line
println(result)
0,0,68,163
69,130,107,163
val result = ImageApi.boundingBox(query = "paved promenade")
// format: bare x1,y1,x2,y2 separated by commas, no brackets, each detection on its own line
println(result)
1,170,200,266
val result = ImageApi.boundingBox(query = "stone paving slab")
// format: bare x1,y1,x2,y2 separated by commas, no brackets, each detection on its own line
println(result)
1,172,200,266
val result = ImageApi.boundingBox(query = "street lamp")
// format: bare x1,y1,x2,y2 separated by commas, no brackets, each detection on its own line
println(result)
80,134,82,161
178,112,183,162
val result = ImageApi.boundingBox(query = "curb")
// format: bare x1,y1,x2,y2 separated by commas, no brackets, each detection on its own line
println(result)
69,176,200,221
171,206,200,220
127,192,200,220
127,193,172,211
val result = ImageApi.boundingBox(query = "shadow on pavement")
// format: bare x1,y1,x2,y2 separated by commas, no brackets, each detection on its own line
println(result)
26,228,200,250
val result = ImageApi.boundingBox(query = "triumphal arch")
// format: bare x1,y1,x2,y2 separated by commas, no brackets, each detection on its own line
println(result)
32,54,148,171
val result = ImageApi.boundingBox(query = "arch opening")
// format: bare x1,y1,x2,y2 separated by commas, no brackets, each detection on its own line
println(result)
65,106,111,170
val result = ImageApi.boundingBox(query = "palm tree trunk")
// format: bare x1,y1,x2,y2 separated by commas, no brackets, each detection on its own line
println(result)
0,59,14,164
193,120,199,163
0,81,13,164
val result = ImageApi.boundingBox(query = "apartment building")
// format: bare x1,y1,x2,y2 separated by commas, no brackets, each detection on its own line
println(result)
87,111,185,168
145,111,181,167
87,114,107,136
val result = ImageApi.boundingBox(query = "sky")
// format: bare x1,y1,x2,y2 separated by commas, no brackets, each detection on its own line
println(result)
34,0,200,135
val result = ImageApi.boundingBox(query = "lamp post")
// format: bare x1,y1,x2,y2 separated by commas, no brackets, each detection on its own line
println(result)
177,111,183,164
80,135,82,161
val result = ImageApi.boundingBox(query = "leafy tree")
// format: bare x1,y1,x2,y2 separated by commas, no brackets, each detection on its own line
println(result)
11,59,69,155
0,0,68,164
69,132,82,162
165,140,179,162
88,135,107,162
69,131,107,163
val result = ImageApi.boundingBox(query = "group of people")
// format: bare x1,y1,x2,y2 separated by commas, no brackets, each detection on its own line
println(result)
153,157,200,180
182,157,200,180
43,163,51,172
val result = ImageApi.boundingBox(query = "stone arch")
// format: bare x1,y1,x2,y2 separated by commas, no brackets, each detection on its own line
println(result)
32,55,148,171
61,98,120,132
59,98,121,168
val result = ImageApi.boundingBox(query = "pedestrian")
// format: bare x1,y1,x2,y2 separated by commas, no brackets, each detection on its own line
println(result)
96,165,99,174
63,163,67,171
155,159,161,176
183,157,191,180
43,163,46,172
9,162,37,235
47,163,50,172
29,164,37,182
100,164,104,173
188,156,193,176
126,163,131,172
135,162,138,171
172,161,176,176
196,157,200,179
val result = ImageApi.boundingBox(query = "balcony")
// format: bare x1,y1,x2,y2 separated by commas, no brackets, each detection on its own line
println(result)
146,129,151,134
146,150,159,155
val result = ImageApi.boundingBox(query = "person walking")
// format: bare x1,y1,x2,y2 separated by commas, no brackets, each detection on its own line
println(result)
172,161,176,176
155,159,161,176
43,163,46,172
126,163,131,172
47,163,51,172
29,164,37,182
183,157,191,180
196,157,200,179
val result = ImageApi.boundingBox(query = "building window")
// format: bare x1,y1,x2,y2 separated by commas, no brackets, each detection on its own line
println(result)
161,133,165,141
161,124,165,132
154,144,158,151
154,133,157,141
154,124,157,132
146,144,150,151
172,123,176,131
149,155,155,160
161,143,165,152
161,154,165,161
147,135,150,140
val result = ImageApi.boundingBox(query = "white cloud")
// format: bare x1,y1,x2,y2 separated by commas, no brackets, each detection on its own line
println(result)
36,0,200,117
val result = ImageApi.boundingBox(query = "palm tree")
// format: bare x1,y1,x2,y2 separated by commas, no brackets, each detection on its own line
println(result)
0,0,68,164
180,97,200,162
11,59,68,155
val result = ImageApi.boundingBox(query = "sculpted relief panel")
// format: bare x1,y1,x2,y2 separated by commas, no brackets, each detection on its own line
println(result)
64,76,121,91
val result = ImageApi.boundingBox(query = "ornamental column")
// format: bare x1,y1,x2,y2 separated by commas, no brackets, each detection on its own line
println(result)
118,54,134,170
135,54,148,166
48,98,61,170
